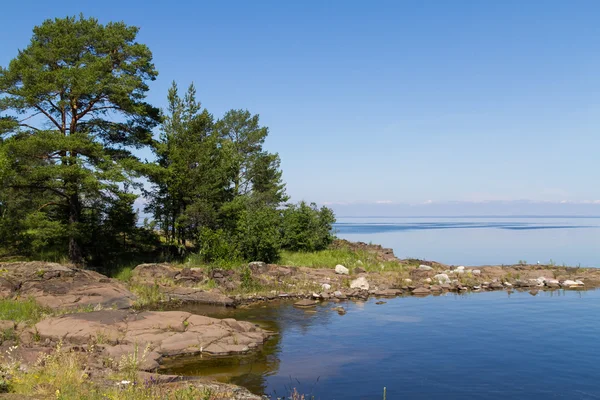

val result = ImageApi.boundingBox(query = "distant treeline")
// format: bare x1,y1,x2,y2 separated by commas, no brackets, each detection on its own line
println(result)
0,16,335,270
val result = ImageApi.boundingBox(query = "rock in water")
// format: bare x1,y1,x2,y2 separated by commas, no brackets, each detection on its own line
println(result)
335,265,349,275
350,276,370,290
412,287,431,295
294,299,317,308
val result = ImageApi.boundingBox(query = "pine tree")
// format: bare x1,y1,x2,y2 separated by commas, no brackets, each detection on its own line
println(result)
0,15,159,263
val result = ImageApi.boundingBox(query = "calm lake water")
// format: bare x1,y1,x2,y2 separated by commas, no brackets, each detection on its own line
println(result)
334,216,600,267
161,217,600,398
166,290,600,399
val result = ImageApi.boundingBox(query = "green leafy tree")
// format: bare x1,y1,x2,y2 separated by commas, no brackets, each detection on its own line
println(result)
234,199,282,263
0,15,159,263
281,201,336,252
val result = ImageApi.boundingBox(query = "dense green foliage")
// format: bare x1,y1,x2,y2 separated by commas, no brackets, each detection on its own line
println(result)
0,16,335,269
0,15,160,264
281,201,336,252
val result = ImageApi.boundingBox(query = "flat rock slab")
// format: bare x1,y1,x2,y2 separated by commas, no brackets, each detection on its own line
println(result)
163,287,234,306
0,262,136,309
35,310,271,364
294,299,317,307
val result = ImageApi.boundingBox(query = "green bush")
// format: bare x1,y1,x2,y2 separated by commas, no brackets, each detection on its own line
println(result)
281,201,336,252
196,227,239,262
234,203,281,263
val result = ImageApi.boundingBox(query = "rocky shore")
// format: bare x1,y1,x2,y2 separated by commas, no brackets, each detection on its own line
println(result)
0,243,598,398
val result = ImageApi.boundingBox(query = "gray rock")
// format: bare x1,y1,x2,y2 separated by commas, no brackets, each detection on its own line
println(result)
321,283,332,290
471,269,481,275
335,265,349,275
418,265,433,271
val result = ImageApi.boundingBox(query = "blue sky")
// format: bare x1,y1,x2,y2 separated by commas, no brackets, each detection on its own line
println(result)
2,0,600,214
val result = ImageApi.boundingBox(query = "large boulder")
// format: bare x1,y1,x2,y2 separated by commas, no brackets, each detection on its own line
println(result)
0,262,136,309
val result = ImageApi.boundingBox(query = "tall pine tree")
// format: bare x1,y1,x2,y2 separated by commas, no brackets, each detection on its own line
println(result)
0,16,159,263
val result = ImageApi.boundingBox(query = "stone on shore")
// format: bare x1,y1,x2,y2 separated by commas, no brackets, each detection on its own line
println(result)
350,276,370,290
433,273,451,284
412,287,431,296
335,265,349,275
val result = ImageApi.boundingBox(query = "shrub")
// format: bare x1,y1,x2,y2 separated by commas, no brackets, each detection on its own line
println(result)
196,227,239,262
234,203,281,263
281,202,336,252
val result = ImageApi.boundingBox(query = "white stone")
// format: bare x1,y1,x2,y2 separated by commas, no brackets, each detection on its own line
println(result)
404,278,412,283
333,290,343,297
456,266,465,271
561,279,582,287
334,265,349,275
471,269,481,275
575,280,585,285
350,276,370,290
418,265,433,271
433,274,451,284
424,278,432,283
503,282,513,287
321,283,332,290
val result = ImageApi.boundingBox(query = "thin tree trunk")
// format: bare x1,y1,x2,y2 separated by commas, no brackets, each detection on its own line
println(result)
68,191,83,264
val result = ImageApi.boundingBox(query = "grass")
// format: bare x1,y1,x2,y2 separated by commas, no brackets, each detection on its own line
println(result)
2,343,223,400
0,298,50,325
130,283,167,309
279,248,404,272
114,266,134,283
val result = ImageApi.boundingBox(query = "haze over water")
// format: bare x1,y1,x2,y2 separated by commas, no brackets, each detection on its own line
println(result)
334,216,600,267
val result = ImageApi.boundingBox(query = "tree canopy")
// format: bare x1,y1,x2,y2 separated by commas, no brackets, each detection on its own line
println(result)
0,15,335,269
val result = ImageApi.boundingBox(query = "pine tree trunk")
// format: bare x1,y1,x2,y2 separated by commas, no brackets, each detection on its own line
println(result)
68,192,83,265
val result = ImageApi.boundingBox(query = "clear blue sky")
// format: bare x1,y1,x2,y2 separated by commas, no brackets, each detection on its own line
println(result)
2,0,600,211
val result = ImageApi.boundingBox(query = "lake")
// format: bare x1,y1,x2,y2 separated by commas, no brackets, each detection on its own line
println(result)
165,290,600,399
161,217,600,399
334,216,600,267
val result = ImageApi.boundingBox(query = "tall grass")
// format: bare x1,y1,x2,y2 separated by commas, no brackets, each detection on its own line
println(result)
280,248,404,272
4,343,221,399
0,298,49,325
